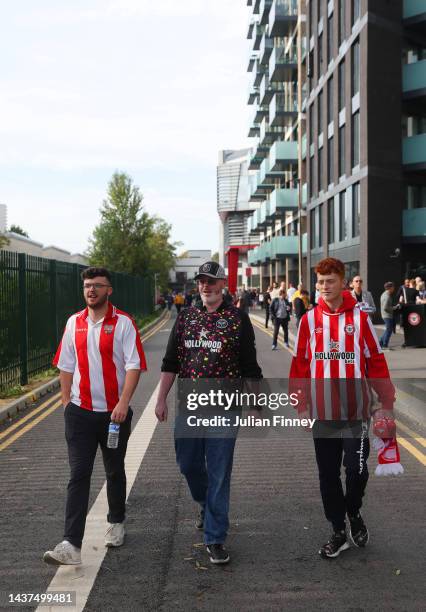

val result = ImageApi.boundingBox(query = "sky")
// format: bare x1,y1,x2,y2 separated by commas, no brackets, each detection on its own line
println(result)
0,0,251,256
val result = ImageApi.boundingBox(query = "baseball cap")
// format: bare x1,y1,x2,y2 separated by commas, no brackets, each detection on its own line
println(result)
194,261,227,280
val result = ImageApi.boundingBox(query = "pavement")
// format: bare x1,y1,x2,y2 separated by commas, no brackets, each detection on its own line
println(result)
0,307,425,612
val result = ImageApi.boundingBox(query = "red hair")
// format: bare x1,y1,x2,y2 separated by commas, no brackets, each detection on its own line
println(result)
315,257,345,278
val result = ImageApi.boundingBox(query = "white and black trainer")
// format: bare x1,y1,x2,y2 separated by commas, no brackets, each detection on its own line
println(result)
348,513,369,547
319,530,350,559
206,544,230,565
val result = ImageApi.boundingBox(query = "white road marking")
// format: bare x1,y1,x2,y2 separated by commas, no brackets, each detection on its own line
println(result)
38,384,160,612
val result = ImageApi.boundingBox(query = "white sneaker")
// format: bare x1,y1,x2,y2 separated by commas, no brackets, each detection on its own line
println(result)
105,522,125,547
43,540,81,565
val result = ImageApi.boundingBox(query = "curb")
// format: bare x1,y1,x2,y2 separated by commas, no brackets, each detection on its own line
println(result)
0,309,169,425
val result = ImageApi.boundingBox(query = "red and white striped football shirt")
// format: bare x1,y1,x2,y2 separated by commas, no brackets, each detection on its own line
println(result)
53,302,147,412
289,291,394,418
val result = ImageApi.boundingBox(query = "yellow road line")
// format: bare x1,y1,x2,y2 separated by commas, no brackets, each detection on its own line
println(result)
396,420,426,448
0,399,62,452
398,437,426,467
142,311,171,343
0,391,61,440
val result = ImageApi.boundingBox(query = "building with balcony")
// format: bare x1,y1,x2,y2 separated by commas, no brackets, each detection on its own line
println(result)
217,149,259,292
245,0,305,290
303,0,426,300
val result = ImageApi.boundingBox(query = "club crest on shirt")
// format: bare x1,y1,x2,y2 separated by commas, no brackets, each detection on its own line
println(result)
104,325,114,335
199,327,209,340
344,324,355,335
314,327,323,334
216,318,228,330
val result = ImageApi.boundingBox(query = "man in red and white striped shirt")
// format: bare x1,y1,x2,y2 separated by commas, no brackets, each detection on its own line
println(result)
43,267,146,566
290,257,394,559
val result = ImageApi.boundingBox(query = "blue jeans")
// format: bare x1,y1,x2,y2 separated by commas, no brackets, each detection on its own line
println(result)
380,318,393,348
174,436,236,544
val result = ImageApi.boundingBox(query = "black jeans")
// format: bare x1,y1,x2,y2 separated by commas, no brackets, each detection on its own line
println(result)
313,422,370,531
265,306,270,328
272,317,289,345
64,402,132,548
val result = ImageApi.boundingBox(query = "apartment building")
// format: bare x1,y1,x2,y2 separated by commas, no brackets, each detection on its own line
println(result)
244,0,426,298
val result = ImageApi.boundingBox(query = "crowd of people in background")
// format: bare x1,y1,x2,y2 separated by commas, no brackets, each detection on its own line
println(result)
157,273,426,351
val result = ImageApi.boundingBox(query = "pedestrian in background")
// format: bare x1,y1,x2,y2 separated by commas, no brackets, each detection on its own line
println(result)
379,282,396,350
263,285,272,328
287,282,296,301
270,289,291,349
350,276,376,317
416,280,426,304
43,267,146,566
293,289,310,328
270,282,279,300
155,260,262,565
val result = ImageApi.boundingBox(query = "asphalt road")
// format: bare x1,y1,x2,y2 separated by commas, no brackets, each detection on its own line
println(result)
0,310,425,612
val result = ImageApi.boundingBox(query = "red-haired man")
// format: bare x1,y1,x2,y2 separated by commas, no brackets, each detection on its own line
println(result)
290,258,398,558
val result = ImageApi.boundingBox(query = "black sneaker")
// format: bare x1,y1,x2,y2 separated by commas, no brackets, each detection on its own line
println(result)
206,544,230,565
319,530,350,558
348,513,369,547
195,508,205,530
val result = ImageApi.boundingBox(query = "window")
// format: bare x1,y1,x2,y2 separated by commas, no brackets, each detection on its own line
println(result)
327,76,333,124
406,185,426,209
318,89,323,134
352,39,360,96
309,104,314,141
328,136,334,185
318,0,323,21
339,191,347,241
310,209,316,248
352,0,360,25
328,198,335,243
352,111,360,168
338,60,345,110
318,146,324,191
318,33,324,73
327,14,333,64
339,0,345,46
309,0,313,39
339,125,345,177
352,182,360,237
318,203,323,246
310,154,315,197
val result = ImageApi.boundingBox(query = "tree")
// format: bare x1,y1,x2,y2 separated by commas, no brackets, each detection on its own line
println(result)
0,235,10,249
9,225,29,237
211,252,219,262
87,172,178,286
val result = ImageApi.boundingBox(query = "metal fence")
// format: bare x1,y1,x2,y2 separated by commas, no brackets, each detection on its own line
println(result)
0,251,154,392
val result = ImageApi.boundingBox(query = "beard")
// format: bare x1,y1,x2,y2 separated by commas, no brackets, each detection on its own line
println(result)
200,287,222,306
85,293,109,310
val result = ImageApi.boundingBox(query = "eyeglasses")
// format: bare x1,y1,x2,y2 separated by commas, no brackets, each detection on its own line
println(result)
83,283,111,290
353,279,363,283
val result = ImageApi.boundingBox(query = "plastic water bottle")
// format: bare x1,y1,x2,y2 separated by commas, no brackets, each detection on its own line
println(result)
107,422,120,449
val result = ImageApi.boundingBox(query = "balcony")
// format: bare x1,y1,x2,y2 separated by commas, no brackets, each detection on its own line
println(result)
259,0,273,24
403,60,426,99
247,16,257,40
270,235,299,258
268,0,298,37
269,188,298,218
250,103,269,126
403,134,426,170
269,140,298,171
269,45,298,82
251,59,268,87
402,208,426,242
259,73,273,105
260,116,284,146
252,23,265,51
258,201,272,227
259,32,274,65
259,157,282,187
247,82,259,105
249,173,266,202
248,143,269,170
270,92,298,126
248,247,260,266
247,54,258,73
